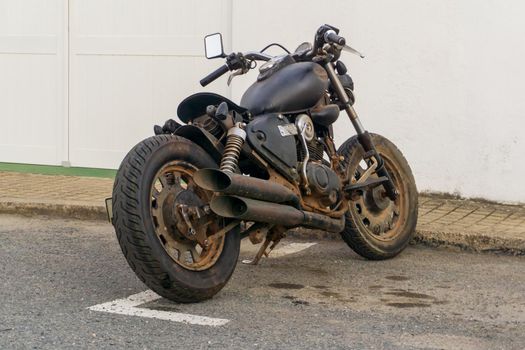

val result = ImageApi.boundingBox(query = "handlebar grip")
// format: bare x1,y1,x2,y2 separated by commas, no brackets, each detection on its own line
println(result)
324,31,346,46
200,64,230,87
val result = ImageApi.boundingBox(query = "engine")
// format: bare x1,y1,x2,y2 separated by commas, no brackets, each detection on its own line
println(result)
297,137,324,162
306,162,341,207
294,114,342,208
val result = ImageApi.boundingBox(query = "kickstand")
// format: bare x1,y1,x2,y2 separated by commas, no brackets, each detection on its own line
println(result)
242,226,286,266
242,238,275,266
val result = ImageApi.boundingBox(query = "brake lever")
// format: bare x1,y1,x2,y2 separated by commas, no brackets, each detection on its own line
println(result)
227,67,248,86
342,44,365,58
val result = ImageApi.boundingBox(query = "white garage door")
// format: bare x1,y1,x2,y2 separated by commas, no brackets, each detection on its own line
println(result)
68,0,232,169
0,0,67,165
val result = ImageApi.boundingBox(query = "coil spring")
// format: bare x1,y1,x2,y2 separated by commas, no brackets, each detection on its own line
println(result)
220,125,246,173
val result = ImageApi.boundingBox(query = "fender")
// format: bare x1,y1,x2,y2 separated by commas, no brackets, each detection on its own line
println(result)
177,92,247,123
174,125,224,163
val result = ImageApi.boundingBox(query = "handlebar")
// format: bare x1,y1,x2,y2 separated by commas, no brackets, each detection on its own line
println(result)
200,51,272,87
199,25,353,86
324,30,346,46
200,64,230,87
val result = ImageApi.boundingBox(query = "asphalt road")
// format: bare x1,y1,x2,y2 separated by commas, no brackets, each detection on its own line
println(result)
1,214,524,349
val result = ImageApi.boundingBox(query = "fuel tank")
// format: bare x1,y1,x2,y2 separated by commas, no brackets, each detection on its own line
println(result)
240,62,329,116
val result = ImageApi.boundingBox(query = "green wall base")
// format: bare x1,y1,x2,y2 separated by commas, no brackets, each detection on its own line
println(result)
0,162,116,178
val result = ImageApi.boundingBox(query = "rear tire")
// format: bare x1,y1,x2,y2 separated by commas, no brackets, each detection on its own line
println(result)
338,133,418,260
112,135,240,302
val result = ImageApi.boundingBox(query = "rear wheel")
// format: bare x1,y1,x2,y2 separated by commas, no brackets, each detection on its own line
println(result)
112,135,240,302
338,133,418,260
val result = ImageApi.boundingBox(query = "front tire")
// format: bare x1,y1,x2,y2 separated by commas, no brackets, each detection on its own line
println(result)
112,135,240,302
338,133,418,260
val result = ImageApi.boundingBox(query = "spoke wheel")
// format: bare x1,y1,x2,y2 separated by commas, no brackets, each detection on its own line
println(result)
338,133,418,260
150,161,224,271
351,157,406,242
112,135,241,302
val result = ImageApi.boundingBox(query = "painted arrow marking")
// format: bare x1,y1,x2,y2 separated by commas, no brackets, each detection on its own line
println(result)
87,290,229,326
88,242,317,325
269,242,317,258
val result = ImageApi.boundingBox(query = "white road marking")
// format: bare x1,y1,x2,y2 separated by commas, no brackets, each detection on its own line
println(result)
269,242,317,258
89,242,316,325
87,290,229,326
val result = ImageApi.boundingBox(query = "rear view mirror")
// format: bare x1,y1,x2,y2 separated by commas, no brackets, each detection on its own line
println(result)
204,33,225,59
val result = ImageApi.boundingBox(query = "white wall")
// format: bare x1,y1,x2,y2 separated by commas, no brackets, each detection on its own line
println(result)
0,0,67,165
230,0,525,203
68,0,232,168
0,0,523,203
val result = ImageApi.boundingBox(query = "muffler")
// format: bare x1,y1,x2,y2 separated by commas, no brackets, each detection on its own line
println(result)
194,168,299,206
210,195,345,233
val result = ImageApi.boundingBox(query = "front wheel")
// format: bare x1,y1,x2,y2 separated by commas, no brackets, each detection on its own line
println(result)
338,133,418,260
112,135,240,302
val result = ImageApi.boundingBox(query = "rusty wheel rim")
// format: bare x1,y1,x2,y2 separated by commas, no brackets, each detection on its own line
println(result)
350,155,408,242
149,161,225,271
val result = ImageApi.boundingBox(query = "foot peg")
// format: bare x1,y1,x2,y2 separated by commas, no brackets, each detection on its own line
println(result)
345,176,388,192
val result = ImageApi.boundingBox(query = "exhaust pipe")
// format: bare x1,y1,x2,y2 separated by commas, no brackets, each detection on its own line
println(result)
194,168,299,206
210,195,345,233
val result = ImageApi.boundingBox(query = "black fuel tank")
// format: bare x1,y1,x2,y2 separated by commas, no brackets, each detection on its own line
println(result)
240,62,329,116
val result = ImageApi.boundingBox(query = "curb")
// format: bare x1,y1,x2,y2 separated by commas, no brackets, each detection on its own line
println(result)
287,228,525,256
413,229,525,256
1,200,524,256
0,201,107,221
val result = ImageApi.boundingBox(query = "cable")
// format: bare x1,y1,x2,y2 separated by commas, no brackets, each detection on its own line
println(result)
260,43,290,54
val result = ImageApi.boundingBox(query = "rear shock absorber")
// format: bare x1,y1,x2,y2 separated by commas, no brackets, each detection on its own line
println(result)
220,122,246,174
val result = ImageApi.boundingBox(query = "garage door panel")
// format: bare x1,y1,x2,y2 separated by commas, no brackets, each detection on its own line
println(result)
0,0,60,35
0,54,58,141
72,0,230,37
0,0,65,166
69,54,227,139
0,35,56,54
69,51,230,169
69,0,232,168
72,36,205,56
0,53,60,164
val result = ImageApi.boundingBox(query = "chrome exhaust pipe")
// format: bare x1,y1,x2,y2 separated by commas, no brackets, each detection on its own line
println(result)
194,168,299,206
210,195,345,233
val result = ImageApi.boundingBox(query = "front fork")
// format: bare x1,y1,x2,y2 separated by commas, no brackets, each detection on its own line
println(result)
325,63,398,201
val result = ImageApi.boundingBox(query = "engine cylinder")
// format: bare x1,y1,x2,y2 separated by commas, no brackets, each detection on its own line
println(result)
297,138,324,162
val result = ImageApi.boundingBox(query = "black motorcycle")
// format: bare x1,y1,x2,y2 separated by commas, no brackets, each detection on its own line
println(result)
108,24,418,302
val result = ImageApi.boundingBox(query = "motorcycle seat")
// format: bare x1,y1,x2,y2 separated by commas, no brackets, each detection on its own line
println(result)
177,92,248,123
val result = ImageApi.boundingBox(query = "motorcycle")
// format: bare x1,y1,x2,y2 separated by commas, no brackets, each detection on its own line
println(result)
108,24,418,303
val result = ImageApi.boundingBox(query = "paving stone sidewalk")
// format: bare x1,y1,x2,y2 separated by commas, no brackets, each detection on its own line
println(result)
0,171,524,254
0,171,113,221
